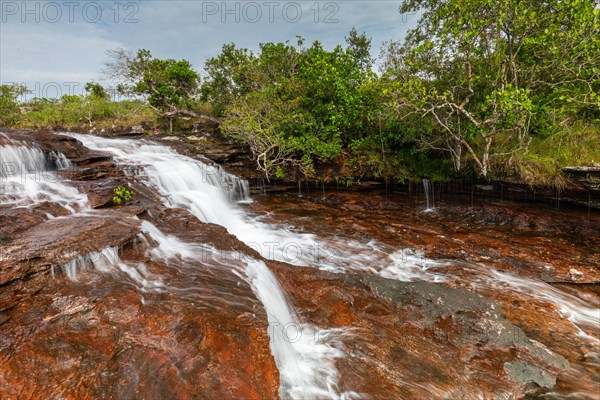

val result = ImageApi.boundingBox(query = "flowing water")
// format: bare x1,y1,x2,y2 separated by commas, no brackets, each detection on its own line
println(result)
67,134,599,395
0,143,88,211
422,178,434,211
2,132,599,399
60,133,360,399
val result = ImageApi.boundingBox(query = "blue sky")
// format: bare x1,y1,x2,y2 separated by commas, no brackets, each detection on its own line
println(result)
1,1,419,98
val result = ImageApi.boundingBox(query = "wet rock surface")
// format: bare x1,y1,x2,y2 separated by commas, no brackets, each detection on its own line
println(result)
268,263,571,398
0,130,280,399
247,189,600,398
247,190,600,284
1,129,598,399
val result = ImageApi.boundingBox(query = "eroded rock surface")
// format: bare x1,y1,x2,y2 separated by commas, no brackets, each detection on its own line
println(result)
1,129,597,399
0,130,280,399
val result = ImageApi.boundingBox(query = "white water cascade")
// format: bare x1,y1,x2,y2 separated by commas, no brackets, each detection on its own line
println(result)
0,143,88,211
66,134,324,265
422,178,434,211
66,133,359,399
3,129,598,399
138,218,359,399
62,133,599,398
241,258,360,399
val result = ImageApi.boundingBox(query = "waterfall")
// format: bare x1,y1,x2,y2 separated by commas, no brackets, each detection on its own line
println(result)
1,145,47,179
61,133,599,398
241,259,359,399
141,218,358,399
66,133,599,334
65,134,323,266
0,143,87,211
50,151,71,170
422,178,434,211
66,133,356,399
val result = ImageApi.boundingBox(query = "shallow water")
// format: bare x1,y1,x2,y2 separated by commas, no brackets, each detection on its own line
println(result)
3,132,598,399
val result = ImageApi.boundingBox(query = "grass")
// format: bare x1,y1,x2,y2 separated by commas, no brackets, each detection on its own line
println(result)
508,122,600,188
15,97,156,132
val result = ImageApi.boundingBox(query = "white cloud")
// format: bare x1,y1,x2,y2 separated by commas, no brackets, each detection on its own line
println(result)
1,0,418,92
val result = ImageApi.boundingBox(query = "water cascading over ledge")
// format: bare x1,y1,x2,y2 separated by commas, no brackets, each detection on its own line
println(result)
1,130,598,399
0,143,86,210
64,132,360,399
67,133,597,397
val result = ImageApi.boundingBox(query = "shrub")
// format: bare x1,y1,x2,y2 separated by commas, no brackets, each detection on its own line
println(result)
112,185,134,205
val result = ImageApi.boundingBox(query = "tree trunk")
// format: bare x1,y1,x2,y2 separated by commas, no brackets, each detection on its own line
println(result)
452,138,462,172
481,136,493,177
164,108,221,124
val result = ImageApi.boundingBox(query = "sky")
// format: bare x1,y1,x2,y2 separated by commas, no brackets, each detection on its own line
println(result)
0,0,419,99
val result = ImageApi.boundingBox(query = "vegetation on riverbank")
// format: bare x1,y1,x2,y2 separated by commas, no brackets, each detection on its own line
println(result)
1,0,598,187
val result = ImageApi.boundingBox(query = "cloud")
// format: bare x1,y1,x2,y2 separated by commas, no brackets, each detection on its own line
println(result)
1,11,125,95
1,0,419,93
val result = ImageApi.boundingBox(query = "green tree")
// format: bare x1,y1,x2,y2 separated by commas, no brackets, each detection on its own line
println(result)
84,82,109,99
105,49,217,132
345,27,374,72
382,0,599,177
0,83,27,127
220,38,378,178
200,44,256,117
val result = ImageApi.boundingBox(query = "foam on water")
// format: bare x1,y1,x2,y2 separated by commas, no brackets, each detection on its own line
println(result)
65,133,600,396
0,144,88,211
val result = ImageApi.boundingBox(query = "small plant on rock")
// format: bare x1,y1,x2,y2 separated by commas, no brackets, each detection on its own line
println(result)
113,185,134,205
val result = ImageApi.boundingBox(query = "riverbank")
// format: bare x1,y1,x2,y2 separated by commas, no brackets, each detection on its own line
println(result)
143,126,600,212
1,129,599,398
6,99,600,195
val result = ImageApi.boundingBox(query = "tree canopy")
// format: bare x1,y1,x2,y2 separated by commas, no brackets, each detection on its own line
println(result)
104,49,218,131
0,84,27,127
5,8,599,186
208,36,378,178
381,0,600,177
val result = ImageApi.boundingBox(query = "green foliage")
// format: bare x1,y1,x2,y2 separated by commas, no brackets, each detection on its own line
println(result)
6,6,599,187
85,82,109,99
505,122,600,188
112,185,134,205
200,44,256,117
17,96,152,130
382,0,600,179
124,49,199,112
0,83,27,127
335,176,355,187
345,27,374,72
105,49,208,132
216,34,380,178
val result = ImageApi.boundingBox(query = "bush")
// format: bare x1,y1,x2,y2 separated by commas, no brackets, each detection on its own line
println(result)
0,83,27,127
112,186,134,205
16,97,154,131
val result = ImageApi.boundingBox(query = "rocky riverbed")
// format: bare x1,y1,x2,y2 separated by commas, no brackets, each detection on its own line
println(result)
0,129,598,399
